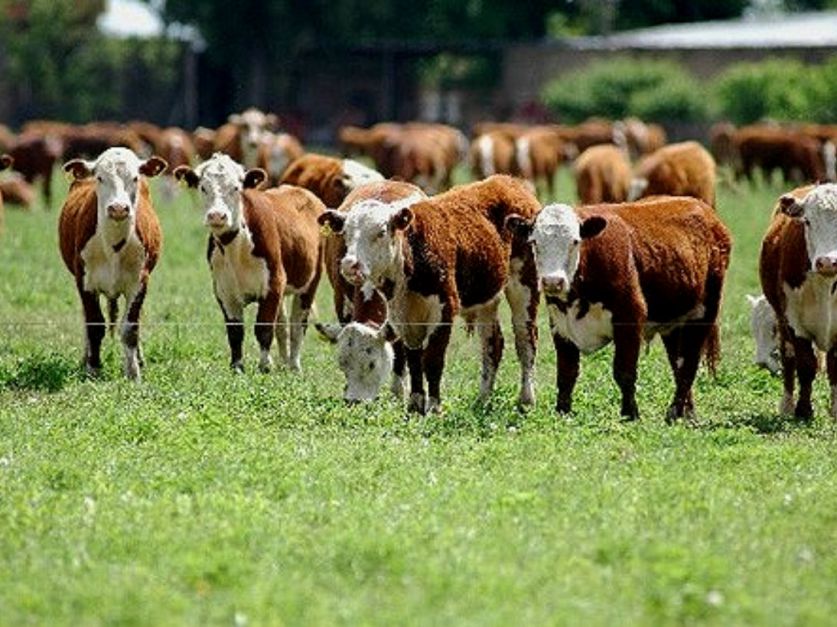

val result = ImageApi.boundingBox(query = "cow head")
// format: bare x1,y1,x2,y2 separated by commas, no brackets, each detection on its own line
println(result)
173,153,266,234
341,159,384,190
780,184,837,277
0,154,11,171
318,193,424,287
64,147,166,226
505,203,606,299
229,108,278,167
746,294,780,376
316,321,393,402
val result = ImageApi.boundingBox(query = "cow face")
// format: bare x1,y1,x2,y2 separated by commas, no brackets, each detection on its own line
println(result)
781,184,837,276
319,194,424,287
174,153,266,233
317,321,393,402
229,108,278,167
505,203,606,298
64,147,166,226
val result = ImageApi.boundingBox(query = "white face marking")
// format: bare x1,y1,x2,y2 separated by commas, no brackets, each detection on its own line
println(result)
748,294,780,374
334,323,393,401
89,148,144,227
530,203,583,298
341,159,384,189
193,154,247,233
798,184,837,274
236,108,271,166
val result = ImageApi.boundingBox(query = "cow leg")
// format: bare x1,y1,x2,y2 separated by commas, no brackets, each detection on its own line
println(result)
255,290,281,373
79,285,105,377
287,294,311,372
505,270,538,407
219,299,245,373
793,335,817,421
406,346,426,414
827,349,837,420
476,300,503,401
553,334,580,414
612,323,642,421
662,328,698,423
121,281,148,381
777,325,796,414
423,324,452,414
390,338,407,400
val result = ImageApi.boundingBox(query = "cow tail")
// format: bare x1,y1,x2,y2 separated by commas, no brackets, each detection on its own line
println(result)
702,321,721,377
108,298,119,337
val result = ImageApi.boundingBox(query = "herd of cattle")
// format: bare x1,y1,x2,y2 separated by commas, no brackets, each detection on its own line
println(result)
2,107,837,422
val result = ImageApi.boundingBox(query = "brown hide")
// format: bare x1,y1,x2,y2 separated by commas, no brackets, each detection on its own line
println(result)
734,127,825,183
279,154,349,209
634,141,717,207
469,132,516,179
574,145,631,204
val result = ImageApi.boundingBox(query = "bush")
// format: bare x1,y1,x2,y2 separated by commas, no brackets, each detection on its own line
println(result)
541,57,707,123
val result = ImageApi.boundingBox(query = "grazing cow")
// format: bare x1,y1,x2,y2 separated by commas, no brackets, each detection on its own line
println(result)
759,183,837,419
174,154,324,372
9,131,64,208
319,174,541,413
506,197,731,421
515,127,564,198
257,131,304,184
315,180,427,401
616,117,667,160
574,145,632,204
279,153,383,210
630,141,717,207
58,148,167,380
470,131,517,180
746,294,781,375
735,127,825,184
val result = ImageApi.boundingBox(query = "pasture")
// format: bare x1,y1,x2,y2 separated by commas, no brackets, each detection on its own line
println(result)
1,168,836,626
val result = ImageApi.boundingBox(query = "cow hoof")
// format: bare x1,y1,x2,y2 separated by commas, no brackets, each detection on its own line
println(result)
779,393,795,415
258,362,272,374
390,375,406,400
794,403,814,422
555,399,572,414
518,387,535,408
426,397,442,414
407,393,426,414
85,364,101,378
231,363,245,374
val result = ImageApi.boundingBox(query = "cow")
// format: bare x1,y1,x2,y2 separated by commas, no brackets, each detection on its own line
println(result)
0,173,36,209
470,131,517,180
629,141,717,207
193,127,216,161
279,153,383,211
759,183,837,419
257,131,304,185
574,145,632,204
515,127,564,198
615,117,667,161
315,180,427,402
214,108,279,168
174,153,324,373
58,148,167,380
9,131,64,208
709,122,737,169
318,174,541,414
505,197,732,421
746,293,781,375
735,127,825,184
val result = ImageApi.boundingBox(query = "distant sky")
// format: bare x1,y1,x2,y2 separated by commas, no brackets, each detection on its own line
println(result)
97,0,163,38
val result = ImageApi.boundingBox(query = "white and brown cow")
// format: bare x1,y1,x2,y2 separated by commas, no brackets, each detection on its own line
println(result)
746,293,781,375
760,183,837,419
58,147,167,380
319,174,541,413
506,197,731,421
174,153,323,373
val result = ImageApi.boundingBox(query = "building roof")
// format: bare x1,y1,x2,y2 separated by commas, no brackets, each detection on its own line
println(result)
572,11,837,50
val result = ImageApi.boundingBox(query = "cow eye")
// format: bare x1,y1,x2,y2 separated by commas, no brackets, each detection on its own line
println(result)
368,362,375,370
803,218,811,226
96,175,104,183
572,238,580,246
133,176,139,183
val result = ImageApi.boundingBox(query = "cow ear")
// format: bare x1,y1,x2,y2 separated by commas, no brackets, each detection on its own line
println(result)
0,154,12,170
314,322,341,344
389,207,414,233
318,209,346,234
779,194,803,218
140,155,168,178
580,216,607,239
243,168,268,189
173,165,199,188
63,159,94,180
504,213,533,241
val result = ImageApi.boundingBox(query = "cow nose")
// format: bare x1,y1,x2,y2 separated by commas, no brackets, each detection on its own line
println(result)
107,204,130,221
542,275,567,294
205,211,227,226
340,258,364,284
815,256,837,276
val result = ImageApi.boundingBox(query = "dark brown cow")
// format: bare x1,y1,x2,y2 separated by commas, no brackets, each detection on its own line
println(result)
8,131,64,208
319,174,541,413
574,144,631,204
630,141,717,207
734,127,825,184
174,153,323,373
506,197,731,421
760,183,837,420
58,148,167,380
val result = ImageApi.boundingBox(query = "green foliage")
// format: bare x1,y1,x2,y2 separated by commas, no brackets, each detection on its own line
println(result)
541,57,707,123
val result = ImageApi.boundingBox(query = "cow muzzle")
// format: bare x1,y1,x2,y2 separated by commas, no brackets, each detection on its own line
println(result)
205,211,229,229
541,275,568,296
340,258,366,286
107,204,131,221
815,256,837,277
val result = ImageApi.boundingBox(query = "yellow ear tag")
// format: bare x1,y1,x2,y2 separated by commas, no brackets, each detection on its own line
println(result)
320,223,333,237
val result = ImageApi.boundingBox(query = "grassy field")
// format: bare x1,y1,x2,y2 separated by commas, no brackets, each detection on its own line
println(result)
1,167,836,626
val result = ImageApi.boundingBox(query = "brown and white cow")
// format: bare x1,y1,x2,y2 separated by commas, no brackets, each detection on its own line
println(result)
574,144,632,204
515,127,564,198
630,141,717,207
214,108,279,168
279,153,383,211
174,153,323,373
58,148,167,380
746,293,781,375
469,131,517,180
319,174,541,413
257,131,304,185
506,197,731,421
759,183,837,419
316,180,427,402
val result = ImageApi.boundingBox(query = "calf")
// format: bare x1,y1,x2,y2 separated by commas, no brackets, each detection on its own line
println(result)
759,183,837,419
746,294,780,375
174,153,323,372
630,141,717,207
506,197,731,421
58,148,167,380
316,180,427,401
319,174,541,413
574,145,631,204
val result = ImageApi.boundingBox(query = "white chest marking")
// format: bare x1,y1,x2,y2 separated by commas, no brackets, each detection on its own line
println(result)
548,301,613,354
210,231,270,308
783,276,837,351
80,232,146,299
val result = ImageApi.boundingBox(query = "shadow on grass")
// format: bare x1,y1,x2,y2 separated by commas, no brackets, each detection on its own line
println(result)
703,412,815,435
0,352,79,393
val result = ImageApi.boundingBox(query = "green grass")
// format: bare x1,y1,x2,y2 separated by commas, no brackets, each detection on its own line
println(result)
1,167,836,626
